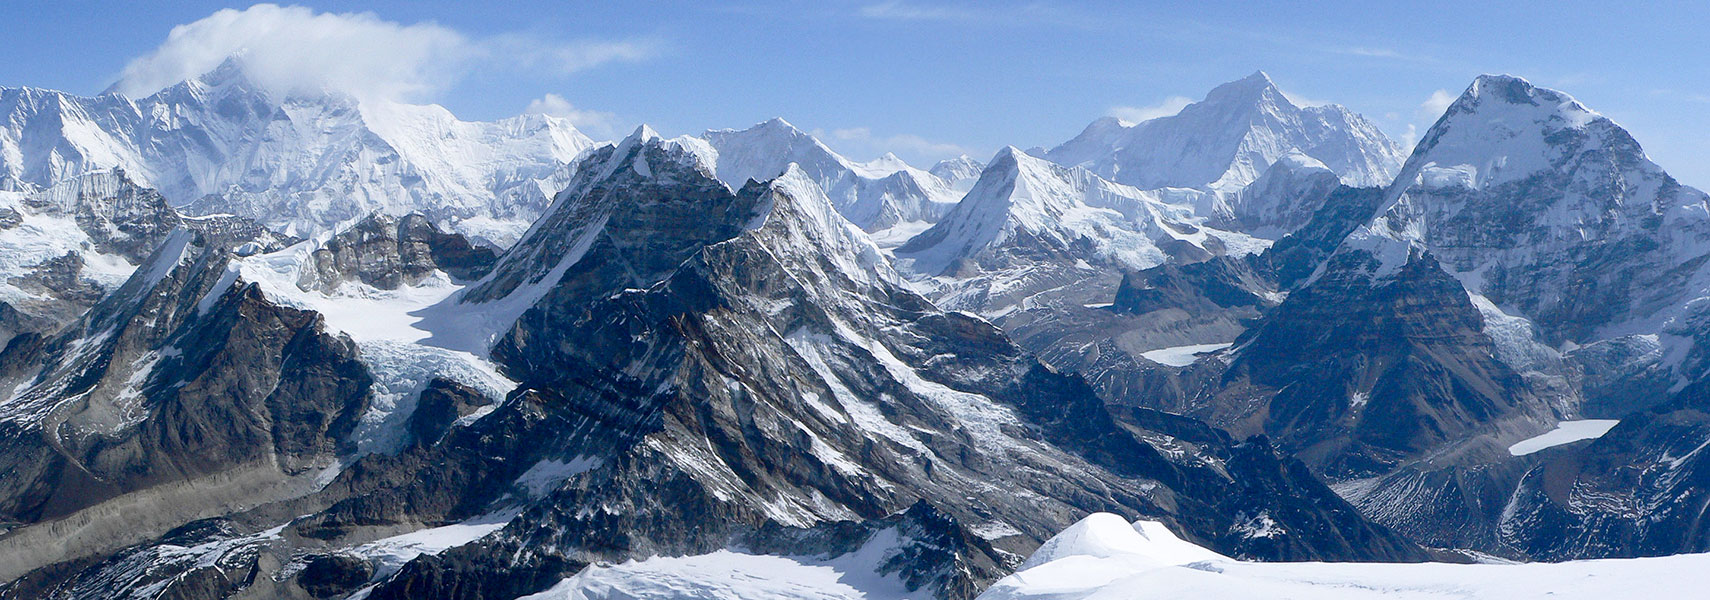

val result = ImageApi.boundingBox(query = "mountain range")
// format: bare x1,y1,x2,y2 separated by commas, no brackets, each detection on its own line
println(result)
2,58,1710,600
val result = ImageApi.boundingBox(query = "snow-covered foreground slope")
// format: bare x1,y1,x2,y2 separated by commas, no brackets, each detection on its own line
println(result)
982,513,1710,600
519,530,919,600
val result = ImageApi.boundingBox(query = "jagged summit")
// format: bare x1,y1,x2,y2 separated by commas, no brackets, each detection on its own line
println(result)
627,123,662,143
698,117,961,233
1044,72,1404,193
897,145,1258,286
1199,70,1288,108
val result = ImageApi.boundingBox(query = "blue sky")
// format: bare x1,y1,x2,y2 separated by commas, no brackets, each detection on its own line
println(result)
6,1,1710,185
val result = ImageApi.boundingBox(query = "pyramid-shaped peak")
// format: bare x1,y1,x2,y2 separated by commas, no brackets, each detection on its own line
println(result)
758,116,800,131
1201,70,1288,106
128,54,268,103
1396,74,1631,196
625,124,662,143
989,145,1030,164
977,146,1032,179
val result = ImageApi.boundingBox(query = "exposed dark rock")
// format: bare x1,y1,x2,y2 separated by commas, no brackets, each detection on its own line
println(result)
0,228,370,579
405,378,494,449
1114,255,1276,315
297,553,375,598
1196,249,1554,479
298,213,497,293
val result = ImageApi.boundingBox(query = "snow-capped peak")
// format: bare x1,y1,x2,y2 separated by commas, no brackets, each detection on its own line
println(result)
897,145,1262,278
1198,70,1290,110
858,152,912,176
698,118,961,233
2,56,598,246
1396,74,1612,195
1043,72,1404,194
747,164,896,286
628,123,663,144
699,117,846,189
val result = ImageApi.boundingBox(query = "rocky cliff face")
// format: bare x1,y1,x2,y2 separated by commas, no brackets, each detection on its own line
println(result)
1200,248,1556,479
1377,75,1710,414
1497,383,1710,560
348,132,1421,600
0,224,369,580
297,213,497,293
11,64,1710,598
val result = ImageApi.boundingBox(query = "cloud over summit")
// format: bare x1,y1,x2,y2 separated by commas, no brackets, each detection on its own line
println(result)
113,3,654,102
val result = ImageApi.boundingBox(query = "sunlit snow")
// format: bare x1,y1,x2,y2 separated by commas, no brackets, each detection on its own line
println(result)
982,513,1710,600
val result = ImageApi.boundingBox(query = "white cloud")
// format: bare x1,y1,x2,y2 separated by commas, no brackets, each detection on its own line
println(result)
524,93,623,139
1419,89,1457,121
487,35,660,76
1343,47,1404,59
1108,96,1193,124
821,126,973,163
1399,90,1460,150
113,4,655,102
1400,124,1419,150
857,1,976,21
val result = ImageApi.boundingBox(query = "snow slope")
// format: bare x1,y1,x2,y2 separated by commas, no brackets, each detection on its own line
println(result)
982,512,1710,600
519,529,918,600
